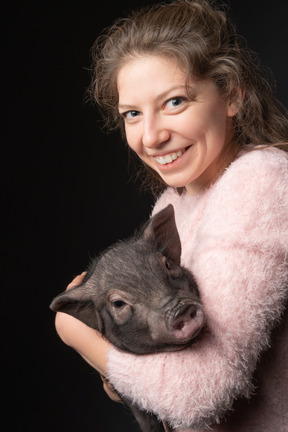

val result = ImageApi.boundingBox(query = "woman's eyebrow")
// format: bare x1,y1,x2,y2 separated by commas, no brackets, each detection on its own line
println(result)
118,85,189,110
118,103,138,111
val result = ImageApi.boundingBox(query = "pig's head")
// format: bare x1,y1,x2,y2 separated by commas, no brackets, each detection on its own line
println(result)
50,205,205,354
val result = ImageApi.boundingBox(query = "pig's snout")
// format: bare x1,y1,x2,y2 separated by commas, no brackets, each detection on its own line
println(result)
167,302,205,343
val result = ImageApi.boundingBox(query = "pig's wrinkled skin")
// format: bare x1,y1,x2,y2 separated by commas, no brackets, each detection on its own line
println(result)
50,205,205,432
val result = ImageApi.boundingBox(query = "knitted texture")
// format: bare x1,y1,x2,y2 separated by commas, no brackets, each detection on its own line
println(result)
107,148,288,430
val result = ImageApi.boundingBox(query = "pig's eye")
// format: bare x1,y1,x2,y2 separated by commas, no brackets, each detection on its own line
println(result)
165,260,171,270
162,255,182,279
110,296,132,324
112,300,125,308
162,256,171,270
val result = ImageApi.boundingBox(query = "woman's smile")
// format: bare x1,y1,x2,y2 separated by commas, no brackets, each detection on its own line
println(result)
117,55,237,194
152,146,189,166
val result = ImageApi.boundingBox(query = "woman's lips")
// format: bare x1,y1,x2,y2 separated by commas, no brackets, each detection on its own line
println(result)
153,147,190,166
154,149,184,165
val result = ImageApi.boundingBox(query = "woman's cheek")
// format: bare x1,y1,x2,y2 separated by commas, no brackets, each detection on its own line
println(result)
126,128,142,156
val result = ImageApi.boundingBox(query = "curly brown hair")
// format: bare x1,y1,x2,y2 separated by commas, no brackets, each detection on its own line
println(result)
88,0,288,195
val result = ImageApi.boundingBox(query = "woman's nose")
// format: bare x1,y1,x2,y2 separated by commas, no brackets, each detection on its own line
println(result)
142,116,171,149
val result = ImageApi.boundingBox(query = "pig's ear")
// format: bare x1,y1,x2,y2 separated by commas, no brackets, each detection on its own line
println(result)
142,204,181,265
50,286,102,331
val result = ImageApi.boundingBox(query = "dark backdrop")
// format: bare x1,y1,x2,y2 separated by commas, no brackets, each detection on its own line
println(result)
2,1,288,431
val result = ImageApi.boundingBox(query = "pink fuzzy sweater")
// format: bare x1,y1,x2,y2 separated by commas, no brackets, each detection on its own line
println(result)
107,148,288,431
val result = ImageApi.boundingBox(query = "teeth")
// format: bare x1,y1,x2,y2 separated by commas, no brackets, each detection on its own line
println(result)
155,150,184,165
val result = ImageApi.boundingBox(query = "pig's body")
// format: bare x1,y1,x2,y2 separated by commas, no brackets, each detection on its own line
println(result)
50,205,205,432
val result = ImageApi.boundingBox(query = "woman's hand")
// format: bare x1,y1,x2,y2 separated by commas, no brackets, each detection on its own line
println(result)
100,374,124,403
55,272,122,402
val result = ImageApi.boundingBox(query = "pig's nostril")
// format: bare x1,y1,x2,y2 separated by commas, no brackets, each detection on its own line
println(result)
172,304,198,331
167,303,205,342
190,308,197,319
174,320,185,331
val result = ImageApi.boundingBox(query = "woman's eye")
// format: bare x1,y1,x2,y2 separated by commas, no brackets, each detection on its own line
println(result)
166,97,184,109
122,110,140,120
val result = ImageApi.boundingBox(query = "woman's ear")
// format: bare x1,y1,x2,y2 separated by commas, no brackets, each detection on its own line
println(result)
227,87,245,117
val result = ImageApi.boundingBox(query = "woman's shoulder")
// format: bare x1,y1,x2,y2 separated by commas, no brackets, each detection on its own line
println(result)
152,147,288,217
227,146,288,180
205,146,288,233
216,146,288,198
151,187,181,216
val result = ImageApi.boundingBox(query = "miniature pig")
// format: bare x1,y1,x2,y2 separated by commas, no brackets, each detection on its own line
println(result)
50,204,206,432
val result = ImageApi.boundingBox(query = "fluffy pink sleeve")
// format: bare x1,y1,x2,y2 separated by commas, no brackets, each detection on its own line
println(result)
107,149,288,430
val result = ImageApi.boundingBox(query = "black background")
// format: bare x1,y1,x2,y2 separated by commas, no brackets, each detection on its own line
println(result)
2,1,288,431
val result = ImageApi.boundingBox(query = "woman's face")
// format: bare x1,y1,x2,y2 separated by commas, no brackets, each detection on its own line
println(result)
117,55,237,194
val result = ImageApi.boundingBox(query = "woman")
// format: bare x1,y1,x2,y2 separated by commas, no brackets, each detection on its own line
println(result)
55,1,288,430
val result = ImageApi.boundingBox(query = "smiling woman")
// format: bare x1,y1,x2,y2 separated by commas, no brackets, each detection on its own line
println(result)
117,56,238,194
54,1,288,431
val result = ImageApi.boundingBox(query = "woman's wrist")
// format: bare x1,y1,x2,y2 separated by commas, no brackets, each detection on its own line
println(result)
55,311,110,376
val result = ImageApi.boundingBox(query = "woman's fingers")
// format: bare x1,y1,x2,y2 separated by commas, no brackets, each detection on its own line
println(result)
66,271,87,290
100,375,123,403
61,270,122,400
